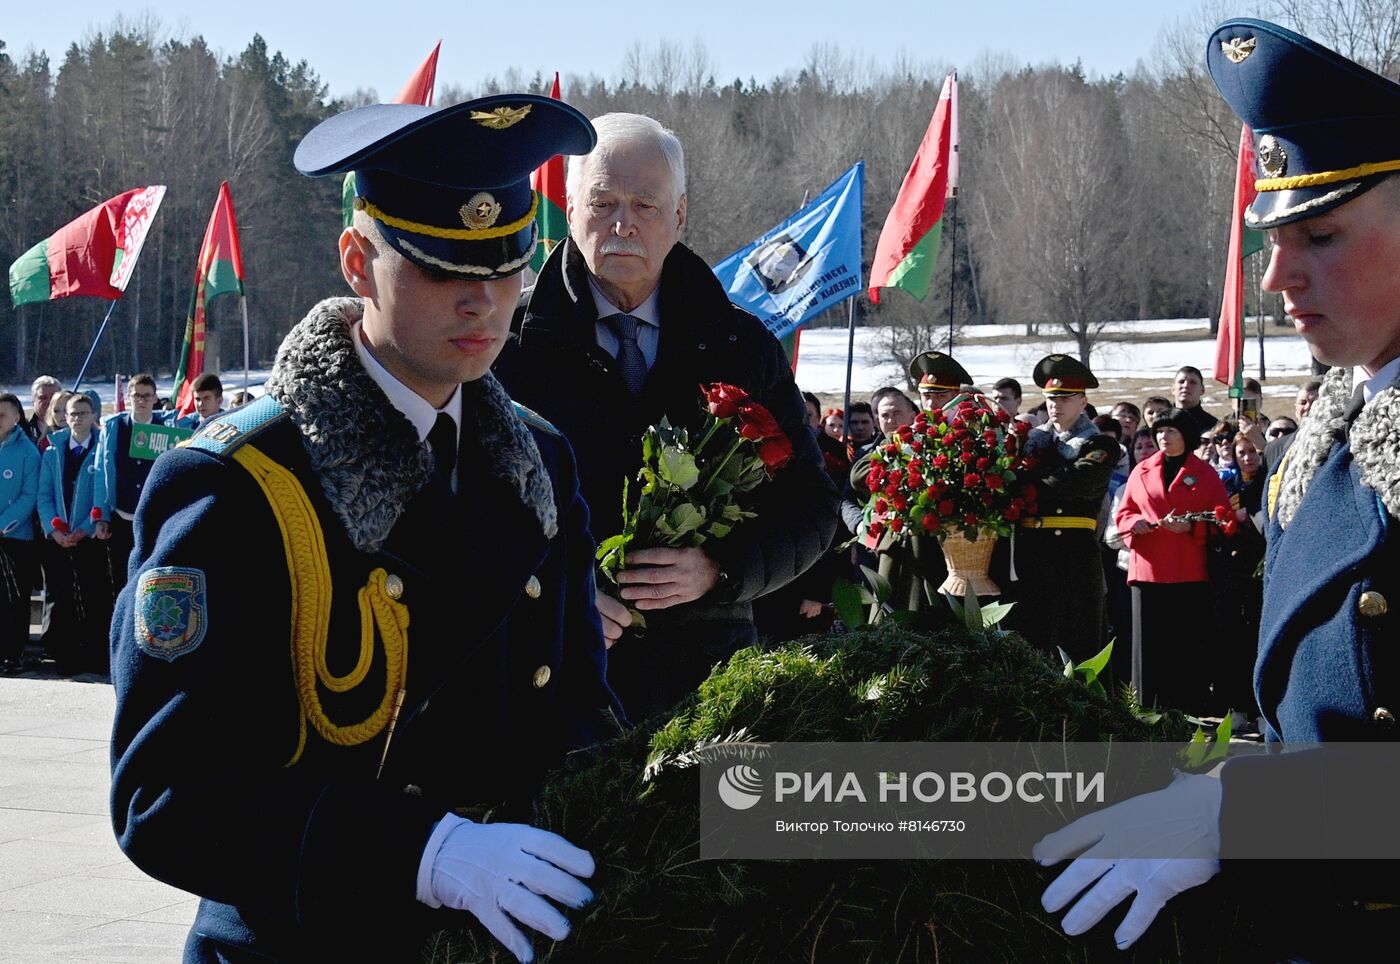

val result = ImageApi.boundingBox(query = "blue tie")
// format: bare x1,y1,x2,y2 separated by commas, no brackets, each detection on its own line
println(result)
608,313,647,396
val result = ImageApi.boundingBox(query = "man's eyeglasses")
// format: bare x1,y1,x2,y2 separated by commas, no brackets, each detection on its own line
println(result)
1266,426,1297,438
130,392,156,401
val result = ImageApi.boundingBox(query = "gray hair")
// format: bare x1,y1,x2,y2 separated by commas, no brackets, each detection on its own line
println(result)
566,113,687,205
31,375,60,395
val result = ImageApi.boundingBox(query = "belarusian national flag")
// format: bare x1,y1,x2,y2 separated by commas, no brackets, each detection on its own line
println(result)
529,72,568,272
343,41,442,227
1213,124,1268,394
8,186,166,306
173,182,244,415
869,71,958,304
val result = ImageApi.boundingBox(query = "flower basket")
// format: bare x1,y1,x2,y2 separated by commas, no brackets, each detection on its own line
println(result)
938,528,1000,597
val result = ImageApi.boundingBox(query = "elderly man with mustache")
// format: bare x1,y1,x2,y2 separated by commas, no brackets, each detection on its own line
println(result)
494,112,837,723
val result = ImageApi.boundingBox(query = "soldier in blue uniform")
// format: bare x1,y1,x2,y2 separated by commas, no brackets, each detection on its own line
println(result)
1035,20,1400,955
109,96,621,963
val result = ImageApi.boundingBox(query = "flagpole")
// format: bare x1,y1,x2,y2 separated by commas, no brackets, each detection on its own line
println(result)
841,298,856,441
241,294,251,392
945,190,959,351
72,299,120,393
1254,252,1265,381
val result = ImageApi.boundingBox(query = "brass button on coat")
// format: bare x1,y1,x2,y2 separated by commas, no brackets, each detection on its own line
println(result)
532,665,552,689
1374,707,1395,725
385,574,405,600
1359,591,1388,618
525,575,541,599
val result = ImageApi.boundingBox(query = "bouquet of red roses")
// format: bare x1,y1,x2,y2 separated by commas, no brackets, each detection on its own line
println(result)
596,383,793,593
862,393,1036,545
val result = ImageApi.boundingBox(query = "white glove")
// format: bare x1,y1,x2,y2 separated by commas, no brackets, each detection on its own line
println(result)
417,812,596,963
1033,770,1222,949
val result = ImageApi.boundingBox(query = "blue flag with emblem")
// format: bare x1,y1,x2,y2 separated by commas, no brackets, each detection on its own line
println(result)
712,161,864,341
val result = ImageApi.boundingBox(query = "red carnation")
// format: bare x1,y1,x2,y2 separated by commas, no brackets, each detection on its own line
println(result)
736,402,782,440
938,500,956,517
884,482,899,497
976,457,991,471
910,440,923,453
1013,420,1031,436
702,382,749,419
960,451,976,465
757,434,793,474
890,517,904,532
875,498,889,514
884,444,899,457
887,470,903,486
867,473,884,493
892,493,908,511
90,507,103,521
922,513,939,533
50,516,68,534
1023,483,1038,502
983,431,998,446
925,486,939,500
985,473,1004,491
932,454,950,469
963,473,981,488
964,512,979,526
868,520,885,539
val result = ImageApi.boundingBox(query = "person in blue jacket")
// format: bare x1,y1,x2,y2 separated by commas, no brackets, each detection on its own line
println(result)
109,95,621,963
0,392,40,674
1036,19,1400,958
93,373,188,595
38,392,109,674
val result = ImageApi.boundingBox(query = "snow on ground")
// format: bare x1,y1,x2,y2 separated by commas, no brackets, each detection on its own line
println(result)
794,321,1315,400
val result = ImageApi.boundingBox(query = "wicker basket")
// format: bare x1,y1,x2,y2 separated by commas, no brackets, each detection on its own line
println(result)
938,529,1000,597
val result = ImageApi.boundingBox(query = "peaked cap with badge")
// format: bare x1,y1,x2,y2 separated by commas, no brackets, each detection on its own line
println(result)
1033,354,1098,397
1207,18,1400,229
295,94,595,279
908,351,972,393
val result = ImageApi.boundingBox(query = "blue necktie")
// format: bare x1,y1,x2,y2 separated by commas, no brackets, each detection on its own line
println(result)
607,313,647,396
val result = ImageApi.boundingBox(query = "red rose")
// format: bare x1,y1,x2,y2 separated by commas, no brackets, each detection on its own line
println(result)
737,402,782,440
964,512,979,526
960,451,976,465
926,486,939,500
890,517,904,532
932,454,950,469
981,492,995,506
758,434,793,473
922,513,939,533
1013,420,1031,436
976,457,991,471
1005,504,1022,522
951,418,966,431
884,482,898,497
1021,457,1039,471
1004,436,1017,452
963,473,981,488
884,444,899,457
868,520,885,538
887,470,903,486
938,500,955,517
983,431,998,446
875,498,889,514
892,493,908,511
702,382,749,419
910,440,923,453
867,473,884,493
985,473,1004,490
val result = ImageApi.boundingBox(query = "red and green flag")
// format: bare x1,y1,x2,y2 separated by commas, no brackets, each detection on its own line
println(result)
8,186,166,306
1213,124,1268,396
342,41,442,227
174,182,244,415
869,71,958,304
529,72,568,272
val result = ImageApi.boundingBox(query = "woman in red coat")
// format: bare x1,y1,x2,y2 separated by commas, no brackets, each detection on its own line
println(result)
1115,408,1230,714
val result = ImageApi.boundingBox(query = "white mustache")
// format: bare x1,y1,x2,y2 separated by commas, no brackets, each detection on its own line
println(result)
599,238,647,256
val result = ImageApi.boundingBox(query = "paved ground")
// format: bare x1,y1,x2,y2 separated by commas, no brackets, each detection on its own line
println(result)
0,675,194,962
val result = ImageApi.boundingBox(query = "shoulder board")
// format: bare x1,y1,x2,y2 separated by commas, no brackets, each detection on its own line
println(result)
183,396,288,457
513,402,560,436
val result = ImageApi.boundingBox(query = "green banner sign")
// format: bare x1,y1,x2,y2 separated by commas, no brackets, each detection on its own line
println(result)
129,422,192,461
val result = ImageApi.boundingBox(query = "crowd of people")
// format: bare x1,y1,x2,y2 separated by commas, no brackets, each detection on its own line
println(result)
0,372,249,676
762,362,1325,729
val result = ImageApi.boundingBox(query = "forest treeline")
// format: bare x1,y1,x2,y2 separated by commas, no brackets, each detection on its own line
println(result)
1,0,1395,384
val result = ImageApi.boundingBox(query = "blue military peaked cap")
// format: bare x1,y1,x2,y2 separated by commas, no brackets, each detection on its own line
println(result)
1207,18,1400,229
295,94,595,279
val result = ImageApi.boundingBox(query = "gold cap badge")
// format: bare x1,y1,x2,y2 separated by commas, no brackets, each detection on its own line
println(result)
460,192,502,229
470,105,532,130
1221,36,1256,64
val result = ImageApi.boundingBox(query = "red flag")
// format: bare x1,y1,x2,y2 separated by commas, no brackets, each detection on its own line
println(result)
9,186,166,306
1214,124,1266,391
528,73,568,272
869,71,957,305
393,40,441,106
174,182,245,415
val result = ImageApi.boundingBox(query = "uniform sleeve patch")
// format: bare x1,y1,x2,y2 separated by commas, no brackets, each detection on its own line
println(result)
135,567,208,661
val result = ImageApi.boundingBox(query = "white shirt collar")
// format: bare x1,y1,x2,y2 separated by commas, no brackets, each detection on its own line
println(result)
587,277,661,328
352,320,462,443
1362,356,1400,407
68,432,92,452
